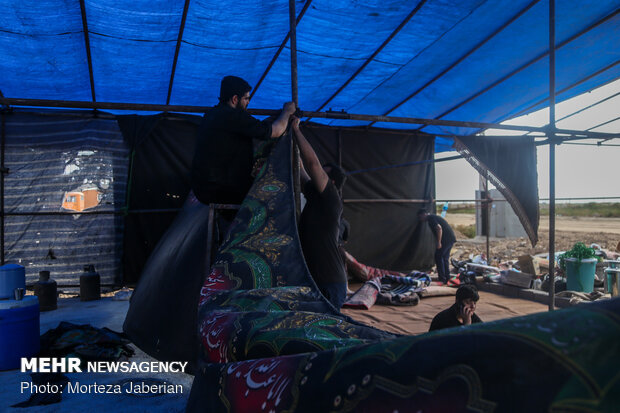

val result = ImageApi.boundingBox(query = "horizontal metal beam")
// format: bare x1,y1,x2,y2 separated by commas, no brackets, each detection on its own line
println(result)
519,79,620,138
512,61,620,121
343,199,429,204
586,115,620,131
557,90,620,125
1,204,243,217
295,111,617,138
2,97,618,139
348,153,464,175
565,142,620,147
436,196,620,202
2,210,118,216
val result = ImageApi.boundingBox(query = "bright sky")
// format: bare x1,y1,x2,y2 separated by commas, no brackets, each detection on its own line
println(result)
435,79,620,202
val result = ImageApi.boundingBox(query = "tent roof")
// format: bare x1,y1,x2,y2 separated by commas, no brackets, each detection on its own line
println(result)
1,0,619,148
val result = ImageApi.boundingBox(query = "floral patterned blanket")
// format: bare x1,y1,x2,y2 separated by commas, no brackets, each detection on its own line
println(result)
186,134,620,412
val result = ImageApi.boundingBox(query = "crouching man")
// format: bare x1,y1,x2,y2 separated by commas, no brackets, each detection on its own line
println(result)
429,285,483,331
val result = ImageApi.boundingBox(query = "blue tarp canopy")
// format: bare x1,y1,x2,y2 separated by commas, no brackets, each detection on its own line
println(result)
1,0,619,152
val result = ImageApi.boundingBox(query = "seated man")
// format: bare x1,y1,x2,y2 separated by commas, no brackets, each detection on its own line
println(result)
292,117,348,309
429,285,483,331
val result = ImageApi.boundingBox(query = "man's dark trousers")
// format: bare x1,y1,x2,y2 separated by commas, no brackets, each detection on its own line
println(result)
434,242,453,283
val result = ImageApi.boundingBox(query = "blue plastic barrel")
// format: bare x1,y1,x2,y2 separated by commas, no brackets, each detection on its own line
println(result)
0,296,40,370
0,263,26,299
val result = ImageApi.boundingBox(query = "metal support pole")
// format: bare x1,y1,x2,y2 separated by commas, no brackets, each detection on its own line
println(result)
289,0,299,105
478,173,490,263
548,0,557,311
485,175,490,263
343,199,430,204
1,111,5,264
205,205,215,274
204,203,240,273
337,129,342,168
289,0,301,218
337,129,343,195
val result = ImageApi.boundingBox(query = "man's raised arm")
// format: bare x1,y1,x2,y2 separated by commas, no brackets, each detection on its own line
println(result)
291,117,328,193
270,102,297,137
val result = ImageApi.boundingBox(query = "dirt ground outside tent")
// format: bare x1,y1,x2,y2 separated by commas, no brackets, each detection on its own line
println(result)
343,214,620,335
445,214,620,264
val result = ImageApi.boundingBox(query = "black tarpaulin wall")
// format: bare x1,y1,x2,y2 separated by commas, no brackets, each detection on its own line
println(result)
302,124,436,272
116,116,438,283
454,135,539,246
117,114,200,284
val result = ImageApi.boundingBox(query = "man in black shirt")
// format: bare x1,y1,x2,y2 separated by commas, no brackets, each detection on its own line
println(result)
292,117,347,309
191,75,296,205
418,208,456,284
429,285,483,331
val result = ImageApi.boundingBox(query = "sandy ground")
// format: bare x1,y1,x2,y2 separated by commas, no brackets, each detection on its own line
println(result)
342,288,548,336
446,213,620,235
445,213,620,264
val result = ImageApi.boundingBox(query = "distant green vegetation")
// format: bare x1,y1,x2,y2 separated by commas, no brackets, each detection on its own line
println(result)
438,202,620,218
540,202,620,218
455,224,476,238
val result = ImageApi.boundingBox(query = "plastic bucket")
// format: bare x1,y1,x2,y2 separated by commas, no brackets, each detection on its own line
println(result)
605,268,620,296
0,296,40,370
565,258,597,293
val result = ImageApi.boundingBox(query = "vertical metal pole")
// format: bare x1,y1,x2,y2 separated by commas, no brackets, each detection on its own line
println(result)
485,175,490,263
205,205,215,273
337,129,343,168
289,0,299,105
548,0,557,311
289,0,301,218
478,173,490,262
1,111,5,265
337,129,344,198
